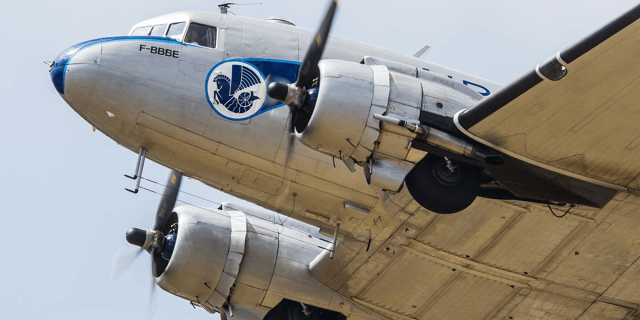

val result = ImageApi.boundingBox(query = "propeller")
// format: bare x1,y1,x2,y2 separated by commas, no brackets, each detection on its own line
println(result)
148,269,158,318
110,247,144,281
268,0,339,188
112,170,183,309
125,170,181,249
152,171,182,231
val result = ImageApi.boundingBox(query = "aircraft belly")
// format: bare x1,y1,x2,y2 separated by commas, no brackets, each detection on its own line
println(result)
131,111,378,221
119,48,382,213
203,109,287,162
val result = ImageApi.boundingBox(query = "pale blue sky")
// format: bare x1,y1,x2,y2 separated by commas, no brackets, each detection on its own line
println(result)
1,1,637,319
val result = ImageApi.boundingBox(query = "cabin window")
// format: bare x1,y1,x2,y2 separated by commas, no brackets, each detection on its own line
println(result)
166,22,186,40
131,26,152,36
185,22,217,48
149,24,167,37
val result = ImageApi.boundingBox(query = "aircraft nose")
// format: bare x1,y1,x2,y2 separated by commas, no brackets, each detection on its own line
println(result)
50,39,102,108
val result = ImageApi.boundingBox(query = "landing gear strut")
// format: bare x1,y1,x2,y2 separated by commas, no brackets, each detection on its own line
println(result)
125,147,146,194
405,154,481,214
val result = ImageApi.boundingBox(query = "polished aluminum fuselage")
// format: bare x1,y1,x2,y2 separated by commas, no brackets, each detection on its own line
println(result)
52,11,500,237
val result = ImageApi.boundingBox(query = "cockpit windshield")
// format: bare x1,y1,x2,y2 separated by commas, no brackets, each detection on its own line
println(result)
184,23,217,48
129,20,216,49
149,24,167,36
130,22,185,39
131,26,152,36
166,22,186,40
131,24,166,36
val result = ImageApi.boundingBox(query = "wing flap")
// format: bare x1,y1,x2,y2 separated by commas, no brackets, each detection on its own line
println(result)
456,4,640,191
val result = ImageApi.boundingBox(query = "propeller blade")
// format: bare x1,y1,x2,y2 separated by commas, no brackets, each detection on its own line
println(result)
152,170,182,231
276,112,296,207
148,250,158,320
285,109,296,166
110,248,144,281
295,0,339,89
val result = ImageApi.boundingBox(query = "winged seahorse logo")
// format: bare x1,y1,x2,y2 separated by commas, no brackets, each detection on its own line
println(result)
212,64,262,113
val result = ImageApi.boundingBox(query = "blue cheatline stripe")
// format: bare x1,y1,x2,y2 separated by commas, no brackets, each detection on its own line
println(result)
51,36,193,94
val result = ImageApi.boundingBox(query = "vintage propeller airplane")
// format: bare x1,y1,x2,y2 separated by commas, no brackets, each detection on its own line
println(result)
49,1,640,319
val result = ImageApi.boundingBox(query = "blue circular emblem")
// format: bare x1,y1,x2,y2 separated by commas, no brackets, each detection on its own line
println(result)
206,60,267,120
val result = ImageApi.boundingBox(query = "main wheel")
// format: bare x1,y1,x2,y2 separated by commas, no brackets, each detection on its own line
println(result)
405,154,482,214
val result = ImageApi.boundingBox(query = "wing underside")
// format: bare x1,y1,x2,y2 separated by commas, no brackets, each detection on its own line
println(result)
455,4,640,193
313,187,640,320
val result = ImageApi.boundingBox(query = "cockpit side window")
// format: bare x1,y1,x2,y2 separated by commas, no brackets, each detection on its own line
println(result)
166,22,186,40
149,24,167,37
184,22,217,48
131,26,152,36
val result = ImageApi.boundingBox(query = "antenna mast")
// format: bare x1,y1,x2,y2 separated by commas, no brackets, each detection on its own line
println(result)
218,2,263,15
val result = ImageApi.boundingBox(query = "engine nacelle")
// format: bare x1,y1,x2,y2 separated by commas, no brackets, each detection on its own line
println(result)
152,204,367,320
296,60,379,160
154,205,244,311
298,59,478,193
296,58,493,213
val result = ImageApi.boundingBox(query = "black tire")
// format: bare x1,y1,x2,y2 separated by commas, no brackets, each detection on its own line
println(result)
405,154,482,214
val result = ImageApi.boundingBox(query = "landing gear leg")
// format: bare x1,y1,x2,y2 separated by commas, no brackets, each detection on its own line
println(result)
125,147,146,194
405,154,481,214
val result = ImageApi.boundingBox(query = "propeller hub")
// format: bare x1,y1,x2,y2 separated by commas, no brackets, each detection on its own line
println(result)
126,228,147,247
126,228,164,252
267,82,289,102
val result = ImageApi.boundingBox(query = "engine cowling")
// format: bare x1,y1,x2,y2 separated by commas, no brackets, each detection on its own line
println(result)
153,204,362,320
296,59,434,193
154,206,237,308
294,58,494,214
296,60,379,161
